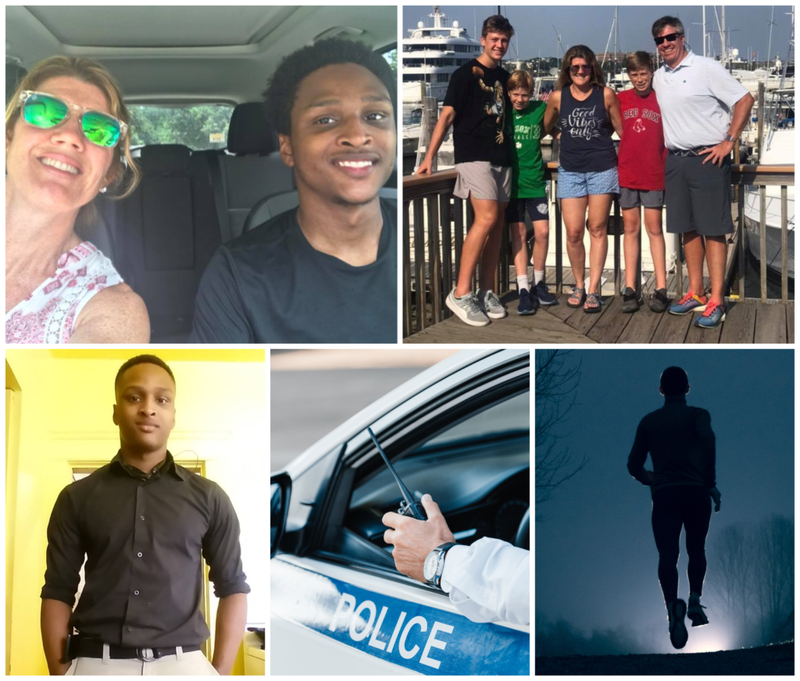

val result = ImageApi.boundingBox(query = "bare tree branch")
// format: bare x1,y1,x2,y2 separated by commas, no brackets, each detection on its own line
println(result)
536,350,587,508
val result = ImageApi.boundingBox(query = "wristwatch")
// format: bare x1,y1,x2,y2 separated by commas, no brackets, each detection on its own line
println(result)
724,133,737,143
423,542,458,588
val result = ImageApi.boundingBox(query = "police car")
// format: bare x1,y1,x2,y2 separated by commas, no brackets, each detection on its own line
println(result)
271,350,530,675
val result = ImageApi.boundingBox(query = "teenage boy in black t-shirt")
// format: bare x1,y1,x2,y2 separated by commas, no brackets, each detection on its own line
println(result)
416,15,514,327
190,38,397,343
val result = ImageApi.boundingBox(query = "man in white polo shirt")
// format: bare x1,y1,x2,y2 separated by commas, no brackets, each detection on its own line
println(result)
652,16,754,329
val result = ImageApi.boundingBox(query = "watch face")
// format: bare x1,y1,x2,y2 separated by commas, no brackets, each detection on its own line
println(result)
423,551,439,581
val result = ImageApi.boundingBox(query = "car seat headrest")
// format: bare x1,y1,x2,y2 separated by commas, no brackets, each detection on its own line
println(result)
227,102,279,156
141,144,191,174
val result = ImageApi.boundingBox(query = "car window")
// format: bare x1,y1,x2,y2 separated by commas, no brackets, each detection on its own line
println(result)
128,103,234,150
333,387,530,573
382,46,397,77
416,390,529,451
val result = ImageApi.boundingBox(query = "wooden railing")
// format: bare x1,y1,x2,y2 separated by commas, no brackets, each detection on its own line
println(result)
403,164,794,337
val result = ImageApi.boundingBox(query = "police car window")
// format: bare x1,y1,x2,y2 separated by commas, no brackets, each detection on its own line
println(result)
129,103,233,150
340,390,530,567
415,390,529,452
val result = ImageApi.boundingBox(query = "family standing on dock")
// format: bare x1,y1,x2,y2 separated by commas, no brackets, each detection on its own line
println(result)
416,14,754,330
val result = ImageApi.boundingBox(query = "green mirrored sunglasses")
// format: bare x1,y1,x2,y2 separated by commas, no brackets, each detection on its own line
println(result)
17,91,128,148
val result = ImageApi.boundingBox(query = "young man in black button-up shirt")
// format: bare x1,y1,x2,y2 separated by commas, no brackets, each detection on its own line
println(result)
41,355,249,675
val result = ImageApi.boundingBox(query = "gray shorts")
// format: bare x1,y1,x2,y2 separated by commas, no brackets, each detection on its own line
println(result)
664,153,734,236
453,162,512,202
620,187,665,209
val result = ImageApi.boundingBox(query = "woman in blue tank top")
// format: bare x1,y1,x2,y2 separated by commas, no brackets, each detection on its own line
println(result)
544,46,623,313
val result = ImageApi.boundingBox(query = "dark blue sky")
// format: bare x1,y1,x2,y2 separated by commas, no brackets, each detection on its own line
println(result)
535,349,794,654
403,6,794,63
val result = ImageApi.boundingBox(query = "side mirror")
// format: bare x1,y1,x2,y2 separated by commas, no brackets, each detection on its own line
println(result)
271,473,291,559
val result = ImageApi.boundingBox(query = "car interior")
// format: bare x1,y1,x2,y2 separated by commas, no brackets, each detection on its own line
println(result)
315,384,531,582
6,6,398,342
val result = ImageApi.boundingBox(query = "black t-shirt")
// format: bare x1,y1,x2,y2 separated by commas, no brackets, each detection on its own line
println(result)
189,200,397,343
444,59,512,166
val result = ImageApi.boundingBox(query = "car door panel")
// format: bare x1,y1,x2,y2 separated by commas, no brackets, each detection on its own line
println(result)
272,557,530,675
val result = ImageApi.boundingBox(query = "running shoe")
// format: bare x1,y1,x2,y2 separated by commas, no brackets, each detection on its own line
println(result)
517,288,536,315
668,291,708,316
687,596,709,627
535,280,558,306
694,300,726,329
649,288,670,313
478,289,507,319
620,287,641,313
668,599,689,649
446,289,490,327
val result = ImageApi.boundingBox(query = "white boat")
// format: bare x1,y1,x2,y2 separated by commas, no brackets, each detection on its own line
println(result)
402,6,482,104
743,89,795,280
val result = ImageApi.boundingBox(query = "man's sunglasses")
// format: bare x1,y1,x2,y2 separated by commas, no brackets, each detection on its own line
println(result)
655,33,683,46
16,91,128,148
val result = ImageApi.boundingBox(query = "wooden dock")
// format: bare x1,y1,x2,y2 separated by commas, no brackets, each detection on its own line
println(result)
404,268,793,344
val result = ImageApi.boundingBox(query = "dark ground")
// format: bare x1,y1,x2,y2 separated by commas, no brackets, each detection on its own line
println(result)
536,642,794,675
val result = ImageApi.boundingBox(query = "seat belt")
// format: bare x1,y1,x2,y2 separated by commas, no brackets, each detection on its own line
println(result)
207,151,233,243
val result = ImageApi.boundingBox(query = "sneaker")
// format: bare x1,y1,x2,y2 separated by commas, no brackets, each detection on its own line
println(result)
667,599,689,649
620,287,641,313
687,596,709,627
694,300,726,329
649,288,670,313
477,289,507,319
535,280,558,306
668,291,708,316
517,288,536,315
446,289,490,327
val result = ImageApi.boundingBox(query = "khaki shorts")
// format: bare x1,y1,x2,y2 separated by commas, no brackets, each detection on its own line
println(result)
453,162,511,202
65,648,219,676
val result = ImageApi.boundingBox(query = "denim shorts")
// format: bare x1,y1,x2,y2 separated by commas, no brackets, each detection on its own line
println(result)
557,166,619,199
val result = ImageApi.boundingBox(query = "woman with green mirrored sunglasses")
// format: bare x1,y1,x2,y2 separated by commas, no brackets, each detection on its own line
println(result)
6,56,149,345
17,90,129,148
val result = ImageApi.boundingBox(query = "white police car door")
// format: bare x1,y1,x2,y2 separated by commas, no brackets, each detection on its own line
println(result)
271,351,530,675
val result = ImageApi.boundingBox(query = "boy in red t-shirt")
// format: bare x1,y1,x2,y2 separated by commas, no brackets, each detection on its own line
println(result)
618,52,669,313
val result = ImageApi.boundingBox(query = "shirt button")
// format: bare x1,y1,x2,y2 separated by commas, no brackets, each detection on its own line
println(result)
134,590,140,596
140,516,145,521
127,626,132,632
137,552,143,558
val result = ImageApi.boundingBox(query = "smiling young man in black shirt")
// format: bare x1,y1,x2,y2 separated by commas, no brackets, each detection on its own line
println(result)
627,366,722,651
416,15,514,327
190,38,397,343
41,355,249,675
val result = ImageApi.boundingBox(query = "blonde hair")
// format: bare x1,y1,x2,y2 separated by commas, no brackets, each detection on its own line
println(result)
6,56,141,204
507,70,534,93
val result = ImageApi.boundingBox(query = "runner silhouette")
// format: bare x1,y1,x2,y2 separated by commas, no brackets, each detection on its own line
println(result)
627,366,721,649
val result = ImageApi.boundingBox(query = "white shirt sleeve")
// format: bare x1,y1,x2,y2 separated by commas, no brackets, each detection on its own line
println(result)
439,537,530,625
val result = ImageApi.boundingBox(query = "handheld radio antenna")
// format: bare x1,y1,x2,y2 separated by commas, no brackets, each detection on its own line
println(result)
367,427,427,520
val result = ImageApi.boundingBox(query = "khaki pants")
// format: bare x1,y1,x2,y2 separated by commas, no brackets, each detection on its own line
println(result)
65,647,219,676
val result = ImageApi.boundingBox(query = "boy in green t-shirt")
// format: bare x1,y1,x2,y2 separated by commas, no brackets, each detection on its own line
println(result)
506,70,556,314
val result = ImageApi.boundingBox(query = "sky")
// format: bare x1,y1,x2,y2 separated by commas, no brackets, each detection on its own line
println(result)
402,5,794,63
534,349,794,655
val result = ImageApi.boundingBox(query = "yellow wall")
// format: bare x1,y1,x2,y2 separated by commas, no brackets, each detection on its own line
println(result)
5,350,266,676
